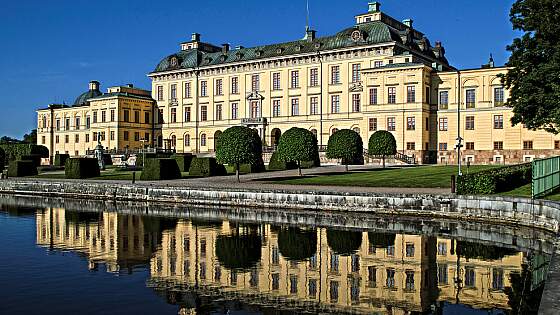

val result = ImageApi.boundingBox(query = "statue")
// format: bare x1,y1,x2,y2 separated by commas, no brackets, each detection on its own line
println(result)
94,138,105,170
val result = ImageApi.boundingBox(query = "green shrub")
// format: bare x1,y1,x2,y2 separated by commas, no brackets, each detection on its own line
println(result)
268,151,298,171
140,158,181,181
215,234,262,271
457,163,532,195
278,228,317,261
327,129,364,171
135,152,172,167
0,144,49,163
368,131,397,168
8,160,38,177
0,147,5,171
216,126,264,181
54,154,70,167
326,230,363,256
172,153,195,172
21,154,42,168
277,127,319,175
189,157,227,177
65,158,100,179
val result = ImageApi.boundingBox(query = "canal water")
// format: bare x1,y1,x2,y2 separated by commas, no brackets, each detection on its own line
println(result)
0,195,554,314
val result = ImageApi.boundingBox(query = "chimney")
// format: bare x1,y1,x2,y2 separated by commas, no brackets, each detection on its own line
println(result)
126,84,134,88
368,2,381,12
304,27,317,42
191,33,201,42
403,19,413,28
222,43,230,54
235,45,245,50
89,80,100,91
434,41,446,58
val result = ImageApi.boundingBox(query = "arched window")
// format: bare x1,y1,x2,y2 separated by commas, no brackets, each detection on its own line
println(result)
201,134,207,147
353,127,360,134
184,134,190,147
331,128,339,135
171,135,177,148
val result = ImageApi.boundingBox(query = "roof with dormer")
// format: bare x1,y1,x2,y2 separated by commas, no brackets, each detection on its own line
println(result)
151,18,450,74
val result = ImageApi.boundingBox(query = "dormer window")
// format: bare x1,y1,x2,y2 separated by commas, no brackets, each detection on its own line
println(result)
314,43,322,49
170,57,179,67
220,55,227,62
295,45,303,52
277,48,284,54
236,52,243,60
256,50,263,57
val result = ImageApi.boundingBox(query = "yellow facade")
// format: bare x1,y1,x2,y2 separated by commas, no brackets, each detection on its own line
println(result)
36,82,161,162
148,2,560,164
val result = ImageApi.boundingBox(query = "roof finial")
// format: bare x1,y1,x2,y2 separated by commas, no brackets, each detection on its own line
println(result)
306,0,310,32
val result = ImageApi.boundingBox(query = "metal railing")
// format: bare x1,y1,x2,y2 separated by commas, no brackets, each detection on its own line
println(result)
532,156,560,199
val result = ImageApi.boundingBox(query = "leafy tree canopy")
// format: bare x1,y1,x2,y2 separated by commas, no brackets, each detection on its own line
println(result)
368,131,397,156
23,129,37,144
216,126,262,166
277,127,318,165
326,129,363,165
500,0,560,133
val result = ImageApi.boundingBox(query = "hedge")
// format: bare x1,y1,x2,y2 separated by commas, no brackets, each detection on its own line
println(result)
457,163,532,195
189,157,227,177
21,154,42,168
0,144,49,163
140,158,181,181
0,147,5,171
135,152,172,167
268,151,298,171
326,129,364,169
54,154,70,167
103,154,113,166
65,158,100,179
172,153,195,173
8,160,38,177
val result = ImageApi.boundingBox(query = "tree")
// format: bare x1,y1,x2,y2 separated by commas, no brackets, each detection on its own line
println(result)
215,126,263,182
499,0,560,133
326,129,364,172
326,230,362,256
277,227,317,261
23,129,37,144
277,127,318,176
0,136,21,145
368,131,397,168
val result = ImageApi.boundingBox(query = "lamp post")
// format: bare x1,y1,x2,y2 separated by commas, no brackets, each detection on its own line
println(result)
140,138,148,169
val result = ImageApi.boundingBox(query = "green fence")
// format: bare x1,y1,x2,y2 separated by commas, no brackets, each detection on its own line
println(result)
532,156,560,199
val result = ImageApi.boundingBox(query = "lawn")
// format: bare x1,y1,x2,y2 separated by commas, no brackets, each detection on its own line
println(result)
498,184,560,201
33,168,193,181
267,165,499,188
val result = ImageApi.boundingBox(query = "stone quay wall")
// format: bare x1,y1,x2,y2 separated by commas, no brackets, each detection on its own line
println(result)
0,179,559,233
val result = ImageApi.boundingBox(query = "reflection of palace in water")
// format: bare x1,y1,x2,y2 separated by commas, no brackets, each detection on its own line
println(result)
148,220,525,314
34,209,528,314
36,208,163,273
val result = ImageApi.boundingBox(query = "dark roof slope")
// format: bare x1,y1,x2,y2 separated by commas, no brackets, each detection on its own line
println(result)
73,89,103,106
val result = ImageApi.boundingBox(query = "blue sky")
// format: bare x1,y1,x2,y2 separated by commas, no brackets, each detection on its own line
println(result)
0,0,517,138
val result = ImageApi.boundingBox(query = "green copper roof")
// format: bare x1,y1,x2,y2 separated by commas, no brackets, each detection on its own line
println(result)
89,92,155,101
73,89,103,106
152,21,408,74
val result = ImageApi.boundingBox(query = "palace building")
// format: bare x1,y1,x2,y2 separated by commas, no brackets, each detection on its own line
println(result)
38,1,560,164
36,81,161,161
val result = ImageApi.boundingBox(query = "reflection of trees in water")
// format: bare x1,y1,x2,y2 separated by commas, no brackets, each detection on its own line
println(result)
326,230,362,256
278,227,317,261
64,211,102,224
1,205,38,217
368,232,396,248
215,224,262,271
456,241,518,261
505,264,545,315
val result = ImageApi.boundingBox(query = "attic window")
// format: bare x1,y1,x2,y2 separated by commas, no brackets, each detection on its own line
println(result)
170,57,179,67
205,57,213,63
295,45,303,52
256,50,263,57
236,52,244,60
314,43,322,49
220,55,227,62
277,48,284,54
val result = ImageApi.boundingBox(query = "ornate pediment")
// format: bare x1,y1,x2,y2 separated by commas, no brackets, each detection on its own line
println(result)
349,81,364,92
246,91,265,101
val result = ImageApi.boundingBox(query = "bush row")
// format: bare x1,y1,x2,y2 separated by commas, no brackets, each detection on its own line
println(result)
189,157,227,177
8,160,38,177
65,158,100,179
0,144,49,163
0,147,5,171
457,163,532,195
54,154,70,167
140,158,181,180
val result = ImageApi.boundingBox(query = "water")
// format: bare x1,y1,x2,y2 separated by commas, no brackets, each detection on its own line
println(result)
0,195,554,315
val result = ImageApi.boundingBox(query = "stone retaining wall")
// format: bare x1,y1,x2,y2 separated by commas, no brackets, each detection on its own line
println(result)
0,179,559,233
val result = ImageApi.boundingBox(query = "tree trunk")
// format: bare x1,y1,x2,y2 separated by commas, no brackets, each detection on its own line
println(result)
345,163,349,172
236,163,240,183
298,161,302,177
382,155,386,169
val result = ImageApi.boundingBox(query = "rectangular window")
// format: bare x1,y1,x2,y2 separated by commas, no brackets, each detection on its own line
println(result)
407,86,416,103
439,118,448,131
439,143,448,151
231,103,238,119
493,269,504,290
273,100,281,117
86,117,90,129
134,111,140,123
123,131,129,141
65,135,69,143
56,119,60,131
466,89,476,108
388,87,396,104
144,112,150,124
352,94,361,112
200,81,208,97
494,115,504,129
157,86,164,101
250,101,260,119
272,73,281,90
75,134,79,143
123,110,129,122
555,141,560,150
201,106,208,121
465,267,476,287
110,110,115,122
466,116,475,130
369,88,378,105
41,136,45,144
251,74,260,91
290,70,299,89
55,135,59,143
231,77,239,94
170,84,177,100
331,65,340,84
386,269,395,288
374,60,383,68
466,142,475,150
331,95,340,113
405,271,415,290
407,117,416,130
144,133,149,142
369,118,377,131
134,132,140,142
170,108,177,123
494,87,505,106
65,118,70,130
184,82,191,98
75,117,80,130
351,64,361,83
215,104,223,121
93,112,98,123
310,68,319,87
439,91,449,109
523,141,533,150
85,134,89,143
184,107,191,122
308,279,317,299
310,97,319,115
406,142,416,150
110,131,115,141
438,264,448,285
291,98,299,116
387,117,396,131
494,141,504,150
215,79,223,96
